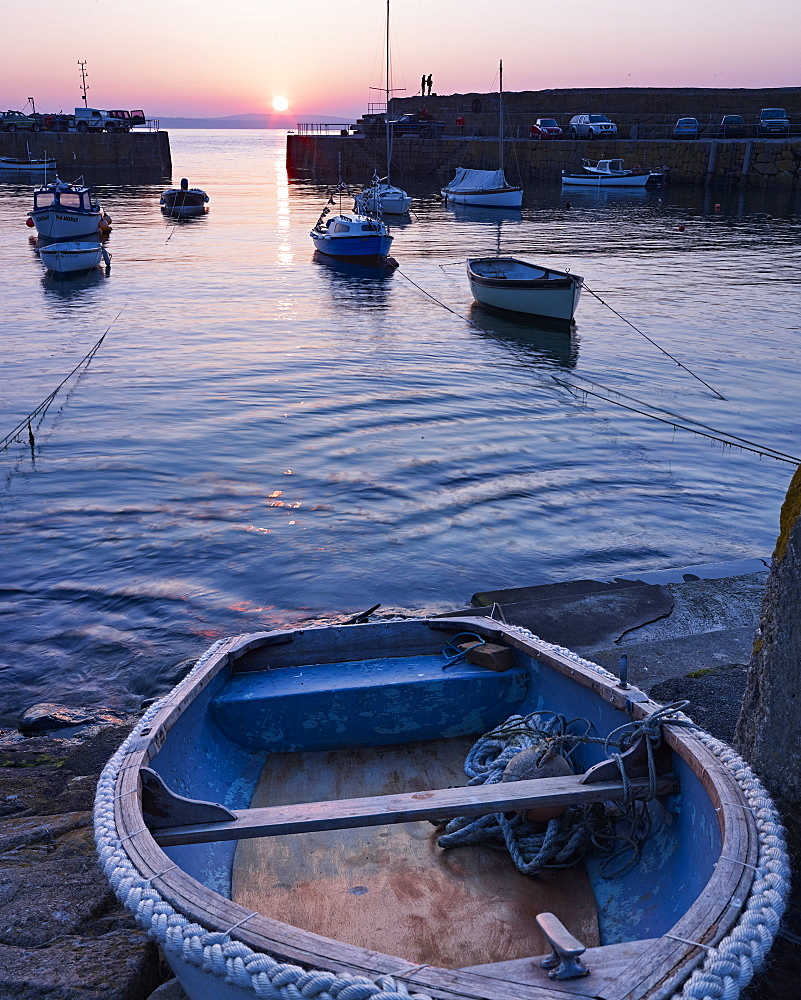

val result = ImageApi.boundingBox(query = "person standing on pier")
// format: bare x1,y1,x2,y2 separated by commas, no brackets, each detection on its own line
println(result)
426,74,433,96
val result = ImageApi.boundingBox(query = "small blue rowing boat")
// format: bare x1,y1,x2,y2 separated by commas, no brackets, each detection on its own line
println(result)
95,617,787,1000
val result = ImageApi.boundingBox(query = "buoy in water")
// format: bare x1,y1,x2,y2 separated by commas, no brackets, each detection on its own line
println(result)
502,747,573,824
25,217,34,227
678,224,685,232
714,204,721,212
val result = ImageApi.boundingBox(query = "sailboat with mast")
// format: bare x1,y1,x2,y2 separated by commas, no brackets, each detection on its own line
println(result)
354,0,412,216
441,60,523,208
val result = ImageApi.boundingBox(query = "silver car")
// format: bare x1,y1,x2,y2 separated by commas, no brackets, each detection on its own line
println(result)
568,114,618,139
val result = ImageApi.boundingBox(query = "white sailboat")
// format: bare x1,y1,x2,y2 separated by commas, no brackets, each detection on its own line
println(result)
442,61,523,209
354,0,412,217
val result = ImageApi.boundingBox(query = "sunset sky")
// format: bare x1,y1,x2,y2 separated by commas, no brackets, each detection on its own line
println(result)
6,0,800,120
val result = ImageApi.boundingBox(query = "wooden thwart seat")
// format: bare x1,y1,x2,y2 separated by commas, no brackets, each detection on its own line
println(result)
150,768,677,847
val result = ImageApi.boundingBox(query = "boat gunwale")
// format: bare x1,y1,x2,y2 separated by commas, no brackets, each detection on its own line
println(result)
111,620,759,1000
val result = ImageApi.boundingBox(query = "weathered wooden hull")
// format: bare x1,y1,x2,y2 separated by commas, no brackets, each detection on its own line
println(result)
94,618,787,1000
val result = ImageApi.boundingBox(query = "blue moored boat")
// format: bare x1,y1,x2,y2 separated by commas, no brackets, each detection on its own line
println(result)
310,175,393,261
310,210,392,261
95,617,787,1000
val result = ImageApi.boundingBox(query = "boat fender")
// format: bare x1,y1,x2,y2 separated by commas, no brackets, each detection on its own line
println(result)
99,215,112,233
26,217,34,227
502,748,573,824
385,256,399,269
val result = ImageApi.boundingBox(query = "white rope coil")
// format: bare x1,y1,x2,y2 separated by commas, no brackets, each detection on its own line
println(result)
93,626,790,1000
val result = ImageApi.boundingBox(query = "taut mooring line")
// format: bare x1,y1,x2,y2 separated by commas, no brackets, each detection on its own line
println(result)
553,377,799,464
0,311,123,453
396,266,795,465
583,284,726,400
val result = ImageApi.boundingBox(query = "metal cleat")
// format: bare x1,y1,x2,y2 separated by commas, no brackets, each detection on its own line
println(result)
536,912,590,980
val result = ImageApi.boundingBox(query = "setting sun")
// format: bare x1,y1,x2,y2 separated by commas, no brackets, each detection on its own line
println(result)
272,96,289,112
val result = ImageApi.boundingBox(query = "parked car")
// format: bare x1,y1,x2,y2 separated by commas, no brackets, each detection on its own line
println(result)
757,108,789,137
718,115,745,138
0,110,39,132
530,117,562,139
107,109,147,130
387,112,446,135
568,114,617,139
673,117,699,140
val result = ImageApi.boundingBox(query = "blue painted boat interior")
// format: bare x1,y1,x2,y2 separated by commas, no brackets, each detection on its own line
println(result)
210,653,530,751
149,625,722,951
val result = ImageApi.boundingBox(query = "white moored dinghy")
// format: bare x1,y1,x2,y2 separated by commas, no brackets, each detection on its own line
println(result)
39,241,111,275
467,257,583,324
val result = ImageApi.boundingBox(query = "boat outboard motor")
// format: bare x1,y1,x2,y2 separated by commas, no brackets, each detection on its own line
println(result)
180,178,188,190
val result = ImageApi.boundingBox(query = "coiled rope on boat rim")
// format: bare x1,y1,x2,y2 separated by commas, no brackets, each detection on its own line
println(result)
93,625,790,1000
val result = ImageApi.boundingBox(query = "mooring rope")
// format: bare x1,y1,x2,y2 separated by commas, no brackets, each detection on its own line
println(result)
395,267,796,464
0,311,121,454
553,376,800,464
582,283,726,400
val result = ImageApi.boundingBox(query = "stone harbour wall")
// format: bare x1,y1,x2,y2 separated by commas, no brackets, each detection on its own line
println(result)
385,86,801,135
287,134,801,190
0,131,172,184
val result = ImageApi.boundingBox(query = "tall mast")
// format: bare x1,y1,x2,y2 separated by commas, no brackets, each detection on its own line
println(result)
78,60,89,108
385,0,391,184
498,59,504,173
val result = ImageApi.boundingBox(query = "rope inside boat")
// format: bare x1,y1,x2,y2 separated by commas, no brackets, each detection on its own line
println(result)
434,704,692,878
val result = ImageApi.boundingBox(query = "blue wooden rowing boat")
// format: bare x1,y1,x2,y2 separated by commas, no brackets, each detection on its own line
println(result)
95,618,787,1000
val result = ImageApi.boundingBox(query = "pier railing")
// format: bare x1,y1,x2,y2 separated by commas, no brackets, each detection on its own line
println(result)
296,123,356,136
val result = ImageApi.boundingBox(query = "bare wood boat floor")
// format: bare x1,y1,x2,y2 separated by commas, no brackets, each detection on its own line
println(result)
232,737,600,968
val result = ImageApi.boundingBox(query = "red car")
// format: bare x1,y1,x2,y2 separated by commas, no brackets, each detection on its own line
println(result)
530,117,562,139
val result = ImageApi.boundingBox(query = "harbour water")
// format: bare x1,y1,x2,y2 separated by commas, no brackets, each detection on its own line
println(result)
1,129,800,724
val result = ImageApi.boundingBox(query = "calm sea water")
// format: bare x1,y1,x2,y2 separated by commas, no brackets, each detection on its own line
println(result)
1,129,799,723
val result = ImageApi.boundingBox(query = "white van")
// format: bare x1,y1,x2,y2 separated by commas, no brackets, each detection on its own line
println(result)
568,114,618,139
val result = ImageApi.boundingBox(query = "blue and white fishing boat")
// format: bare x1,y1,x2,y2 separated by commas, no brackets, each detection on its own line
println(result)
27,177,107,239
561,159,663,188
95,617,787,1000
